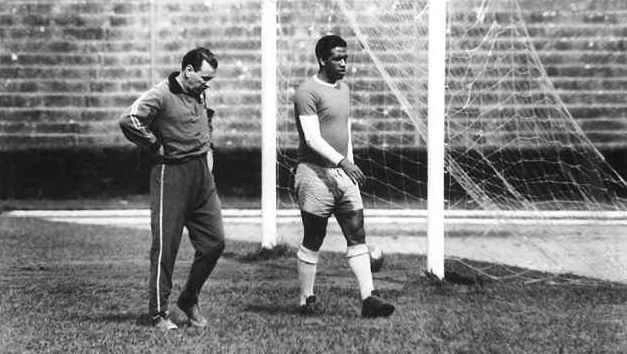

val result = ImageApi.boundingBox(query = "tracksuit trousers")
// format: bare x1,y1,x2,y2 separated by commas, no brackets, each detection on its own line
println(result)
148,154,225,316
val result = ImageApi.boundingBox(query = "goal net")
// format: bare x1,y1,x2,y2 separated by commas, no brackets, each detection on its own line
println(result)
275,0,627,282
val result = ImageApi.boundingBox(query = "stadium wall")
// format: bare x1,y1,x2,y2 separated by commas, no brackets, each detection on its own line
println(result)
0,0,626,199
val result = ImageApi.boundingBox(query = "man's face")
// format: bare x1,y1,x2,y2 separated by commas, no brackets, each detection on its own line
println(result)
184,60,216,95
322,47,348,80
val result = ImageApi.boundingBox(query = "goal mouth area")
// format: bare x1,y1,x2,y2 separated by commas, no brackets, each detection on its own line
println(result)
5,208,624,283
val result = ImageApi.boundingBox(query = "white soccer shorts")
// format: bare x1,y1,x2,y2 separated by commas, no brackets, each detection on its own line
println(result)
294,162,363,217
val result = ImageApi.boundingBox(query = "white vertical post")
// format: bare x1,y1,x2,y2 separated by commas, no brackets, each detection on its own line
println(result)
261,0,278,249
427,0,447,279
149,0,157,85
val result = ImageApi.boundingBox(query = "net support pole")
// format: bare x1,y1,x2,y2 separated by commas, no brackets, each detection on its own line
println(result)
149,0,157,85
261,0,278,249
427,0,447,279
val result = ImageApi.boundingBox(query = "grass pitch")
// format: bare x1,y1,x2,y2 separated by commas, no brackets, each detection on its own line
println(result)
0,216,625,353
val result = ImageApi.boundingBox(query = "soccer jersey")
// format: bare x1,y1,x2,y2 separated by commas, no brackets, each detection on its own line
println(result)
294,76,350,167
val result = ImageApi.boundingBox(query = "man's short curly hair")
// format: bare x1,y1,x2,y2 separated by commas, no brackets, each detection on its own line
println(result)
315,35,347,62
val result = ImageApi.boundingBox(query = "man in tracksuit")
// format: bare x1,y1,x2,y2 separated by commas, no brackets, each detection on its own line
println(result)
119,47,225,330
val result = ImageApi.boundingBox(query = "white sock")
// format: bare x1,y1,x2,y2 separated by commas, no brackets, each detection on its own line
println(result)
297,246,319,305
347,245,374,300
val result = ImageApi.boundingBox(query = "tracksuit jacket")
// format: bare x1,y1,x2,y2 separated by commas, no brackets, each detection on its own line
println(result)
119,71,214,162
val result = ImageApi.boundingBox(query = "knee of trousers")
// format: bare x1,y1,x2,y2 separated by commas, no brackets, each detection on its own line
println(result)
213,239,225,256
214,239,225,255
197,238,225,259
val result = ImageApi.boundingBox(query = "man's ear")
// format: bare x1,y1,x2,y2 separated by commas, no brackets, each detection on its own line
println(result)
184,64,194,78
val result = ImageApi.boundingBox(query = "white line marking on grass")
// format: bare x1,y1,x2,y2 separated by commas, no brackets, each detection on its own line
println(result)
7,209,627,225
6,208,627,218
39,216,627,226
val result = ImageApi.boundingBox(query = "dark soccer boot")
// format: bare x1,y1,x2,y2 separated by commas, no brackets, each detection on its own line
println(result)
177,300,208,328
299,295,322,315
361,290,395,318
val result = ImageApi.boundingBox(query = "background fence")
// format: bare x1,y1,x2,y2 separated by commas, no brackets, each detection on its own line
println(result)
0,0,626,199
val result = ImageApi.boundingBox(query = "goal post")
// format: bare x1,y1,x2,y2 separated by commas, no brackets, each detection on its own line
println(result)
427,0,447,279
261,0,448,278
261,0,278,249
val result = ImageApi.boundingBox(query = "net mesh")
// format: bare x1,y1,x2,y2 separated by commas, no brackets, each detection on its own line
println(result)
276,0,627,282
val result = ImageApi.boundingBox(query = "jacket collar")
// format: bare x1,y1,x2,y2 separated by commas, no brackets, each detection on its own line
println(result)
168,71,203,103
168,72,185,94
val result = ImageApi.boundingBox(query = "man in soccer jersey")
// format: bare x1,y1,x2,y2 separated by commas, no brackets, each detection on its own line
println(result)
119,47,225,330
293,35,395,318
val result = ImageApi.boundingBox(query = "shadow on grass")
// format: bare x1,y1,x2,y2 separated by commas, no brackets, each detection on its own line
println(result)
237,244,297,262
67,312,152,327
243,302,302,316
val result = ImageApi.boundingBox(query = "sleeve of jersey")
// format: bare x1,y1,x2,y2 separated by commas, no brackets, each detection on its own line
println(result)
119,88,161,151
295,87,344,166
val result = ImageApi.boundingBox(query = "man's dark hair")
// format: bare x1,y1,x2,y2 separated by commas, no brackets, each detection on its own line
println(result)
181,47,218,71
315,35,347,62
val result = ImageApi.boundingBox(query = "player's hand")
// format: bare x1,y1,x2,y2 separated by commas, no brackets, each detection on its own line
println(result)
149,141,164,157
338,158,366,185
